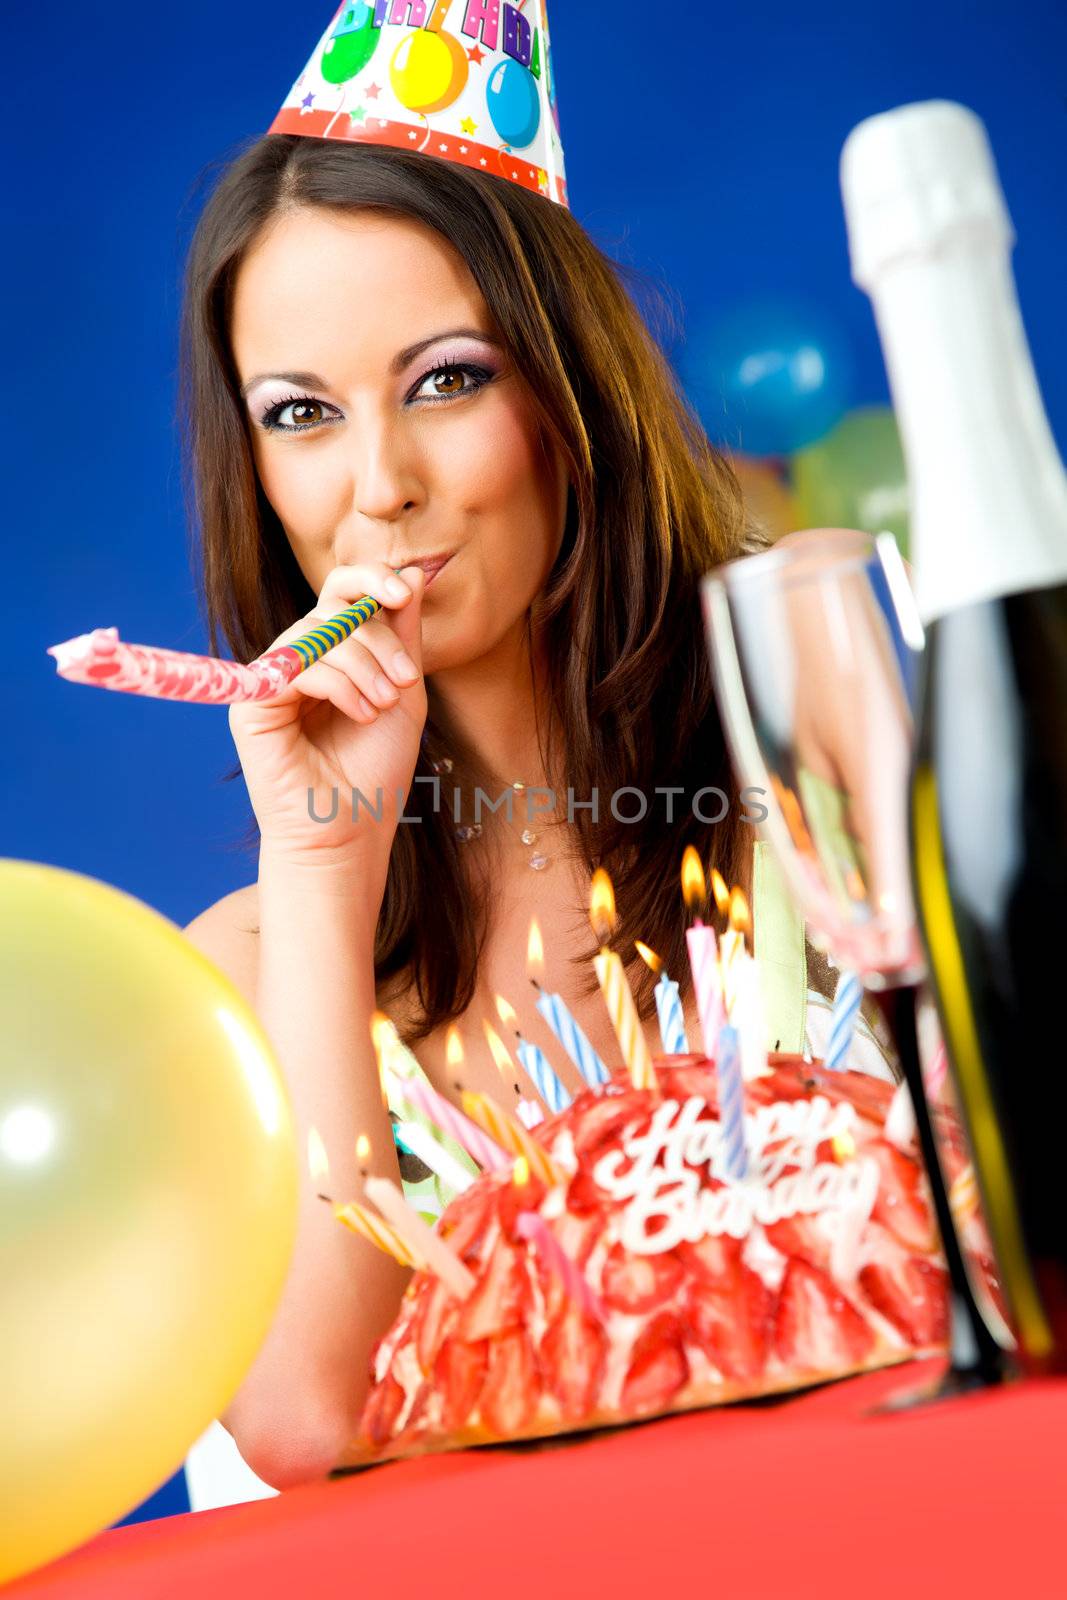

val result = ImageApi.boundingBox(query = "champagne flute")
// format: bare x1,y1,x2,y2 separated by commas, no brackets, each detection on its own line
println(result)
702,527,1011,1402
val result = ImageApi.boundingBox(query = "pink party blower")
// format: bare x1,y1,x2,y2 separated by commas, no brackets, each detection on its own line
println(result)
46,594,386,706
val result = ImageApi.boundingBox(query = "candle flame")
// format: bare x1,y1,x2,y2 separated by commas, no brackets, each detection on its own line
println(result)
876,887,895,913
832,1130,857,1162
369,1010,396,1110
526,917,545,980
846,867,869,902
589,868,616,942
446,1025,465,1071
495,993,518,1030
307,1126,330,1183
483,1018,514,1078
634,940,662,975
710,869,731,915
355,1133,371,1167
680,846,706,910
728,887,751,938
513,1154,530,1187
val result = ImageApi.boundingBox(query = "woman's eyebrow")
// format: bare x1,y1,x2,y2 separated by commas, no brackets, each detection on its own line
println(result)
239,327,501,398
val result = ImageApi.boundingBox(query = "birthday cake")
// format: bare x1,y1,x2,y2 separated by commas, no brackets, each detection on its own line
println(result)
341,1053,1005,1466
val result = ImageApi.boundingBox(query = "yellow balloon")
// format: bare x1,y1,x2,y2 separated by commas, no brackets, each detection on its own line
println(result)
0,861,298,1585
389,29,468,114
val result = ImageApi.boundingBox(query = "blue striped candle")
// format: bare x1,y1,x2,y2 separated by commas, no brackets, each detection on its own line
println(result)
653,970,690,1055
532,983,611,1088
715,1025,749,1181
825,969,864,1071
516,1037,572,1114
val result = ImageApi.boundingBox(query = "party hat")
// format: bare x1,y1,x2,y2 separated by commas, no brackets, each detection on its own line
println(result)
269,1,568,209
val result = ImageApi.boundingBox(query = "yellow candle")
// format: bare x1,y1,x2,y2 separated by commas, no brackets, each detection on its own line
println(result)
589,867,656,1091
333,1199,422,1269
460,1091,567,1187
593,948,656,1090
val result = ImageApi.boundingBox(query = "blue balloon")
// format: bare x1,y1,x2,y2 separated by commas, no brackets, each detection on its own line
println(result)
486,59,541,149
678,297,854,458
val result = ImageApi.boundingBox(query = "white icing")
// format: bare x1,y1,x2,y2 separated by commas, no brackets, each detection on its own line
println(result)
592,1094,872,1255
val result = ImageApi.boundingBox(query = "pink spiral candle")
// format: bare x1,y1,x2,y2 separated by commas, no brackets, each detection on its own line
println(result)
395,1076,512,1174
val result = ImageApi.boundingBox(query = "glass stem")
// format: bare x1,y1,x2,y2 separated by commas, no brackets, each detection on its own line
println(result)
871,983,1006,1382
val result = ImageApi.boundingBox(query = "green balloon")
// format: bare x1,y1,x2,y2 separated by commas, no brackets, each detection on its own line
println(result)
321,8,380,85
791,406,910,560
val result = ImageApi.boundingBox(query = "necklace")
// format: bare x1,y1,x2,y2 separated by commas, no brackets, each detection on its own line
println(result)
430,758,556,871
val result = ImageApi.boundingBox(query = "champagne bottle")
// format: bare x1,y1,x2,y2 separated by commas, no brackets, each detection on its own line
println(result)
841,101,1067,1368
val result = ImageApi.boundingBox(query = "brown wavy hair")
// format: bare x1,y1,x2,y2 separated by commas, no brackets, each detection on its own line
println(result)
177,132,820,1045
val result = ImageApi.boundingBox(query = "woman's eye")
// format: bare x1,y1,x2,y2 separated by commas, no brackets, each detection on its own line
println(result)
258,363,492,434
411,362,493,404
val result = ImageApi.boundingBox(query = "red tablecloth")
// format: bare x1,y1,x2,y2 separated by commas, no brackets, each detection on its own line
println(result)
8,1360,1066,1599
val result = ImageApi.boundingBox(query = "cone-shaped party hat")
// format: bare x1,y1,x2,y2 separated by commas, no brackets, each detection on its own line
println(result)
269,1,568,208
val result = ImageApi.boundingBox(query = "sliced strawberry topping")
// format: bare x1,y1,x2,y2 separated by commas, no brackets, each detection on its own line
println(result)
414,1275,458,1374
620,1312,690,1416
440,1181,498,1261
859,1253,949,1348
434,1338,489,1432
359,1369,406,1450
601,1241,685,1314
683,1263,773,1382
479,1329,541,1437
675,1231,745,1283
496,1173,547,1242
567,1087,649,1156
541,1301,608,1422
867,1138,938,1253
454,1237,531,1341
774,1258,877,1374
763,1215,831,1272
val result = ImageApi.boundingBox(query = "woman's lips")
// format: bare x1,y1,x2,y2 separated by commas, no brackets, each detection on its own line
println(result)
419,553,453,587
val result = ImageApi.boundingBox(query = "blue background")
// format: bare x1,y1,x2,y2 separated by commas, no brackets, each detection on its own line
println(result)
6,0,1065,1531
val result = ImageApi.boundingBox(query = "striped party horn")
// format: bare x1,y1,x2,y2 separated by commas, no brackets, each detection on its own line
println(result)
47,590,391,705
460,1091,568,1187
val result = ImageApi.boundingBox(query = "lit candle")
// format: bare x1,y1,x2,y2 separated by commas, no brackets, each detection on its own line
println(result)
370,1012,481,1183
392,1075,512,1174
460,1090,568,1187
718,884,750,1015
364,1176,476,1299
680,847,725,1057
588,870,656,1091
635,941,690,1055
526,917,611,1088
491,998,571,1114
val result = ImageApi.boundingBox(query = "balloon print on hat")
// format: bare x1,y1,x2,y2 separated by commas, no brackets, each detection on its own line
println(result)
321,1,381,83
391,20,469,114
486,56,541,147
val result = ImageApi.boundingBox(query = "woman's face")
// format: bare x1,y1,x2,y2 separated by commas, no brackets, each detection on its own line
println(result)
231,205,569,673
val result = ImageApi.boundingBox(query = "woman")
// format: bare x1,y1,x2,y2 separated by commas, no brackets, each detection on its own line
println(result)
180,132,893,1488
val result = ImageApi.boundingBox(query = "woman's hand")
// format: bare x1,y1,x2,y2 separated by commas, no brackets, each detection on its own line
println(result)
228,562,428,872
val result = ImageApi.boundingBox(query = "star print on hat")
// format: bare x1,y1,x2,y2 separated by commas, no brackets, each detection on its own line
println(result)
269,1,568,208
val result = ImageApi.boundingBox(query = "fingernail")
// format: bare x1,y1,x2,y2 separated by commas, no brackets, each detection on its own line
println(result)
385,577,409,601
375,673,399,701
393,650,419,681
